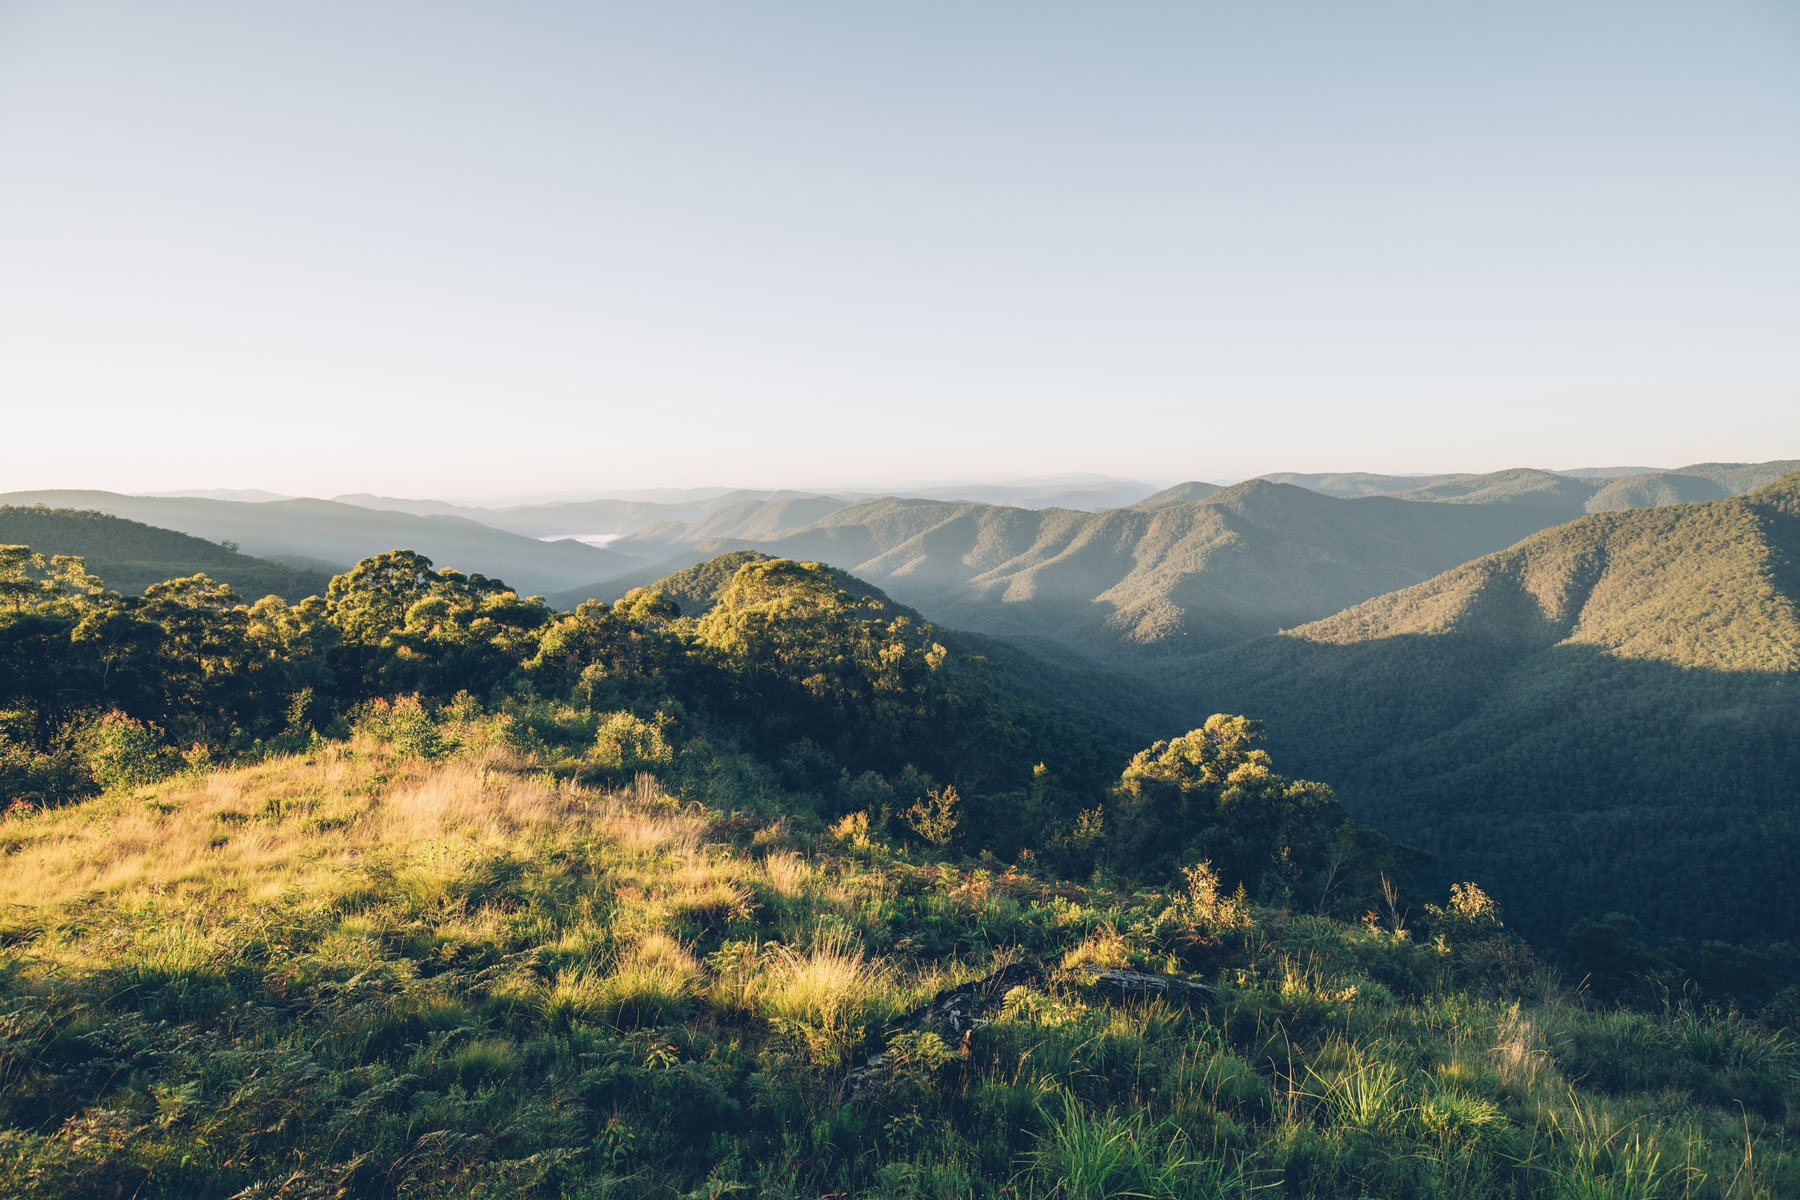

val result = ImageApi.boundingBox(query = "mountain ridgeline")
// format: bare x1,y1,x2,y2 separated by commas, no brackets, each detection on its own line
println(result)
541,461,1798,668
582,479,1636,659
1194,471,1800,944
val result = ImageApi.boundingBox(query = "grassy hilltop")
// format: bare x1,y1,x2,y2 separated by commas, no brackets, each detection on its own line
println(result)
2,722,1795,1199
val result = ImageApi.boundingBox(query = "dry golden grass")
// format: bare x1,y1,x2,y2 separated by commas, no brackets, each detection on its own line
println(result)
1060,923,1131,973
4,739,926,1063
760,850,812,898
546,932,702,1027
734,929,904,1063
0,740,727,952
599,803,705,858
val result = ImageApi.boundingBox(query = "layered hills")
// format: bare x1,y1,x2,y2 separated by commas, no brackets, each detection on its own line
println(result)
571,480,1621,659
0,490,639,596
1193,470,1800,943
580,460,1797,665
7,464,1800,988
1255,460,1798,511
0,506,328,601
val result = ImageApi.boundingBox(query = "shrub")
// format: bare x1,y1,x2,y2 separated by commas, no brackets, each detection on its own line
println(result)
353,695,444,759
1425,882,1502,946
592,711,675,777
0,735,92,808
832,810,875,855
1159,860,1252,939
902,784,960,847
83,711,168,791
432,690,536,757
1041,805,1104,876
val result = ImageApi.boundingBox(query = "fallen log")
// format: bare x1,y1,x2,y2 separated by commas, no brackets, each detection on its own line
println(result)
845,961,1216,1092
1080,965,1217,1003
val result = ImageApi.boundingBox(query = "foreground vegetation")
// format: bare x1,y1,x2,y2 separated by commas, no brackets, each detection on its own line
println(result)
2,727,1795,1198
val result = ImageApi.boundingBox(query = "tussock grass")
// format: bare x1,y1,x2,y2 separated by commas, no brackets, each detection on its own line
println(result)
549,933,702,1028
1025,1088,1241,1200
751,930,903,1064
1305,1040,1406,1135
760,849,812,898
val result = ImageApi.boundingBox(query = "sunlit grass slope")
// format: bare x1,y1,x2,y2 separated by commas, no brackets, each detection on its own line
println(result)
2,735,1796,1198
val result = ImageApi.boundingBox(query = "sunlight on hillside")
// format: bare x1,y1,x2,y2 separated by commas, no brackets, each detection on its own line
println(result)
4,731,1796,1197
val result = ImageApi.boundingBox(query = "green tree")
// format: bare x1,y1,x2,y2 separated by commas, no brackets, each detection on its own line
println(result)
325,549,441,645
1112,714,1341,897
0,545,44,612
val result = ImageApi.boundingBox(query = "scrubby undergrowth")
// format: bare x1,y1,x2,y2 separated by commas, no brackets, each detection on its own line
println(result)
1,735,1794,1200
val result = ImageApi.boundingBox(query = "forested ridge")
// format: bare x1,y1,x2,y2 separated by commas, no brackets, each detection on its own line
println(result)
0,490,636,596
1194,471,1800,950
0,505,329,601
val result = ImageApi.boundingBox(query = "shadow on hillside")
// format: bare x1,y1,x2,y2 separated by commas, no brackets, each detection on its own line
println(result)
1176,633,1800,947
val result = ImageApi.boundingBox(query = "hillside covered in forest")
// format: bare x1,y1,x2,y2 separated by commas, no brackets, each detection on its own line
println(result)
0,505,329,601
1194,471,1800,946
0,491,638,597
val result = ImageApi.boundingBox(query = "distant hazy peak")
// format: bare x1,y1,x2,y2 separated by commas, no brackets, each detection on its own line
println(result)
1128,480,1223,510
142,488,296,503
1203,477,1324,510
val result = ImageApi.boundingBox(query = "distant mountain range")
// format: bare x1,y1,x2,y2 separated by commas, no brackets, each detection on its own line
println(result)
1253,461,1797,508
15,462,1793,659
548,462,1800,667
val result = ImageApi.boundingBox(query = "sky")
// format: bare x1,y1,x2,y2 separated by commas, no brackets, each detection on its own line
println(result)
1,1,1797,500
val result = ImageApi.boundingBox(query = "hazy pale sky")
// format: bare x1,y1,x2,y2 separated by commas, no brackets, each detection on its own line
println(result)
2,1,1796,498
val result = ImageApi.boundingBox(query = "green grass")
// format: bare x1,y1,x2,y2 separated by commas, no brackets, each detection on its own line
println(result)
0,730,1795,1198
